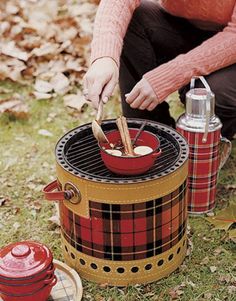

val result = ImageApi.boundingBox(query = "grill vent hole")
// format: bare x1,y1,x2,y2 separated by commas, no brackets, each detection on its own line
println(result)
103,266,111,273
177,247,181,254
131,267,139,273
91,263,98,270
145,264,152,271
65,245,68,252
168,254,174,261
117,267,125,274
71,253,75,260
79,258,86,265
157,259,164,266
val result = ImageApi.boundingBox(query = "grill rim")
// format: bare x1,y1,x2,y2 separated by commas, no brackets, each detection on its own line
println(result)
55,119,189,184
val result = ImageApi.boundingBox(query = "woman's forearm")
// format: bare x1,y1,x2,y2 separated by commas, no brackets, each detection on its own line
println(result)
144,5,236,101
90,0,140,66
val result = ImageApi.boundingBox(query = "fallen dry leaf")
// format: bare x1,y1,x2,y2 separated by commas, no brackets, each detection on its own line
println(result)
226,184,236,190
0,197,9,206
203,293,213,299
46,112,57,122
32,201,42,213
0,0,97,109
50,72,70,95
227,286,236,294
186,280,196,288
0,41,29,61
66,58,83,72
0,57,27,81
13,222,21,231
213,247,225,256
12,207,21,216
38,129,53,137
206,202,236,232
31,42,59,57
218,275,232,284
209,266,217,273
64,91,88,112
34,79,53,93
33,91,53,100
0,98,29,119
6,2,20,15
186,237,193,257
48,215,60,227
48,59,67,74
206,211,215,217
169,286,184,300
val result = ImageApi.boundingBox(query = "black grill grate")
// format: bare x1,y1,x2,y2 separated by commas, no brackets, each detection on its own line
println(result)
56,119,188,183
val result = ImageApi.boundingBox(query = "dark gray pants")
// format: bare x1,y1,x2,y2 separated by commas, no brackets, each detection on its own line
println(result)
119,0,236,139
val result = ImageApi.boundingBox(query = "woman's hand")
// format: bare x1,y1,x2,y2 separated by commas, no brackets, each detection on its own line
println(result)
126,78,160,111
83,57,119,108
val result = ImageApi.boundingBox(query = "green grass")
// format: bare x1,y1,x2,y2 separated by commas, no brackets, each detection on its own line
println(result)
0,81,235,301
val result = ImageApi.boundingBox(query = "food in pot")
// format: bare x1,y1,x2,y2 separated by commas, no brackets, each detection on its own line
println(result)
105,145,153,157
116,116,135,156
134,146,153,156
105,149,122,156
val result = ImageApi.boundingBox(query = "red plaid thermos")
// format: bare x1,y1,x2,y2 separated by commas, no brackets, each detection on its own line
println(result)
177,76,231,214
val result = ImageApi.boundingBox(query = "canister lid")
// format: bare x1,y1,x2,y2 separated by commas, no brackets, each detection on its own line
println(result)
0,241,53,279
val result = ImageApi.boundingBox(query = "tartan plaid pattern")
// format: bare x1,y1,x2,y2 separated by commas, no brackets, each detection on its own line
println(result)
177,128,221,213
59,181,187,261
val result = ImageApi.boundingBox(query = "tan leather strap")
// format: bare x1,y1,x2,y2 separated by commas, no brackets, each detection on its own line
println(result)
43,180,74,201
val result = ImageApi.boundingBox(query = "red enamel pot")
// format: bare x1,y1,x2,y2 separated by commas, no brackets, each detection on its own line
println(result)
99,128,162,175
0,241,56,301
0,271,55,295
0,242,53,282
0,264,55,286
0,276,57,301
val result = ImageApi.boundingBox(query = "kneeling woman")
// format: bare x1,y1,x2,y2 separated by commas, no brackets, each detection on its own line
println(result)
84,0,236,140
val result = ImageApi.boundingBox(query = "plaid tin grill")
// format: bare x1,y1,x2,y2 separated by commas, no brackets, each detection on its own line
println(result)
59,181,187,261
177,128,221,213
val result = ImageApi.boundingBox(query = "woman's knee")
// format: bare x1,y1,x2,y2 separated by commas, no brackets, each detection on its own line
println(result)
206,65,236,116
125,0,162,38
132,0,161,23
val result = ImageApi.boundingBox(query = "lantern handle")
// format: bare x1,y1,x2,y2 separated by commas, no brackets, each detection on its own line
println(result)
190,76,211,143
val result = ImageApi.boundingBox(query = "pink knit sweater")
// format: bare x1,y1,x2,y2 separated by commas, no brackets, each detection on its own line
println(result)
90,0,236,101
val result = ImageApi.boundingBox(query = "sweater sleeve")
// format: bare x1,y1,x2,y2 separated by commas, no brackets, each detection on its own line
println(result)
90,0,140,66
143,4,236,101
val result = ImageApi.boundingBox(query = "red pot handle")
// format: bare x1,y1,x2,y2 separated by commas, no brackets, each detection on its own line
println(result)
43,180,74,201
44,273,55,284
49,275,57,287
152,148,162,158
46,265,55,275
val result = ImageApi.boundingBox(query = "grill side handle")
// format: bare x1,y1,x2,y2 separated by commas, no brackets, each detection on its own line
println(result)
43,180,81,204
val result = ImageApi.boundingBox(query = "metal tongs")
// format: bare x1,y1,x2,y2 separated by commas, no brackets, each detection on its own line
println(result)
91,99,110,144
